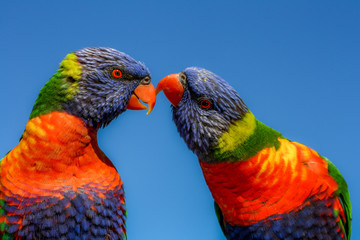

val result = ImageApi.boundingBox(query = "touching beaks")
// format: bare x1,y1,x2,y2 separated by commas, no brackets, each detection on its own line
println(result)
156,73,184,107
126,83,156,115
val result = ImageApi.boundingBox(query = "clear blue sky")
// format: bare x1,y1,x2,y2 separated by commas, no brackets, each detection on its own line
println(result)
1,1,359,239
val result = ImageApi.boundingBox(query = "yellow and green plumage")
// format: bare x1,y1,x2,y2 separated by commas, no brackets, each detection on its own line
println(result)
156,67,351,239
0,47,156,239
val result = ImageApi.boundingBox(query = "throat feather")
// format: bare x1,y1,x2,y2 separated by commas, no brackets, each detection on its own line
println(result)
1,112,118,197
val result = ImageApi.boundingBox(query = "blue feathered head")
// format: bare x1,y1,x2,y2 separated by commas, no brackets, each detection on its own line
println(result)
30,47,156,128
157,67,248,160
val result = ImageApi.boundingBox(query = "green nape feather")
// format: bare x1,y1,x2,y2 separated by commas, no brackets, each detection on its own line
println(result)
213,112,283,162
29,53,81,120
322,156,352,239
29,71,74,120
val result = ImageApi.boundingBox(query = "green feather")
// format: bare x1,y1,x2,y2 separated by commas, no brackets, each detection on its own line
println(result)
322,156,352,239
214,201,226,237
1,233,13,240
29,71,74,119
29,53,82,119
213,118,283,162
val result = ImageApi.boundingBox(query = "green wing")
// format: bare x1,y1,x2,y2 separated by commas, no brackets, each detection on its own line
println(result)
323,156,352,239
214,201,227,236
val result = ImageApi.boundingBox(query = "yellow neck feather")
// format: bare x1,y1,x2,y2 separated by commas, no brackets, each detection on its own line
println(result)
216,112,256,154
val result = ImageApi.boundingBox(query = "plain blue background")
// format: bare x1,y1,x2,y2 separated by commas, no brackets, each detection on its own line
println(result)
0,1,359,239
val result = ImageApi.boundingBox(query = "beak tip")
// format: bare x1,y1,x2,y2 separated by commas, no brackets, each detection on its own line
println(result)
147,97,156,116
128,83,156,114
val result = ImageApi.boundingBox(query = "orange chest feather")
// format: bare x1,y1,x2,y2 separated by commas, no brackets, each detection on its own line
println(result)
200,138,340,225
0,112,121,198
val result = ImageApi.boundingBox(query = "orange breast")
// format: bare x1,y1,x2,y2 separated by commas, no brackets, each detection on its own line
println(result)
200,138,341,225
0,112,122,199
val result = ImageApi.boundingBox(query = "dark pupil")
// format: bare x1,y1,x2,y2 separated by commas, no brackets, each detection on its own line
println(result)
114,70,121,76
201,100,210,108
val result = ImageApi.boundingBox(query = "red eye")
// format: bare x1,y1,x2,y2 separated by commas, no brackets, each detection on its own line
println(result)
200,100,211,109
112,69,123,78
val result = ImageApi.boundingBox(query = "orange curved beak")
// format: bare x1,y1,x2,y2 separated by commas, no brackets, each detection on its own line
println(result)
126,83,156,115
156,73,184,107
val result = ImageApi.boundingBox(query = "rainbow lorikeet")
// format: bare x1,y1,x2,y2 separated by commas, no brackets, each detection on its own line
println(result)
0,47,156,239
156,67,351,240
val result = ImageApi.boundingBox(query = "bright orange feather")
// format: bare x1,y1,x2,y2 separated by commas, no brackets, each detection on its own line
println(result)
0,111,123,206
200,138,343,226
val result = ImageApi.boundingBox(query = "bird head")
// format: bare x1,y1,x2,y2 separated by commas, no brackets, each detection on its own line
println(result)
156,67,248,160
30,47,156,128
